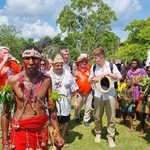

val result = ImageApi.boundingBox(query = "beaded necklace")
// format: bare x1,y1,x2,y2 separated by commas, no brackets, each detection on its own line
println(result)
15,71,43,121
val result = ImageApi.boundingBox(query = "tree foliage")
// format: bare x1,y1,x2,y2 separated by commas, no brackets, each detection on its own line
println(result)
0,23,35,61
57,0,119,60
115,17,150,62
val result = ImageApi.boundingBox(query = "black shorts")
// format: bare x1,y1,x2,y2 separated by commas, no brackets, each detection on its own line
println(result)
57,115,70,124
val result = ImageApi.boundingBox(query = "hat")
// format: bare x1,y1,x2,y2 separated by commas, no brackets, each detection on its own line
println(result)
0,46,10,51
76,55,89,64
53,54,64,64
114,59,121,65
97,76,112,93
80,53,88,58
22,48,42,58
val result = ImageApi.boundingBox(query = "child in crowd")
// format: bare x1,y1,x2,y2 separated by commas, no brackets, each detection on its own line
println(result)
138,65,150,136
116,74,127,123
121,78,135,132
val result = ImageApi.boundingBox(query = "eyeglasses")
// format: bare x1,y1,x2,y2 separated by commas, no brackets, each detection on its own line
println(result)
41,63,45,66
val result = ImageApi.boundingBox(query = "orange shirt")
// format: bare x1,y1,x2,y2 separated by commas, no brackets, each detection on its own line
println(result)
76,67,91,95
0,61,21,90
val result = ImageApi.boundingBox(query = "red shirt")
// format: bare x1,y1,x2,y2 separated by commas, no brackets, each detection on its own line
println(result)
0,61,21,90
76,66,91,95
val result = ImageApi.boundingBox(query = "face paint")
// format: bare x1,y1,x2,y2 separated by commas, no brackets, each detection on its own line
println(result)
23,57,40,70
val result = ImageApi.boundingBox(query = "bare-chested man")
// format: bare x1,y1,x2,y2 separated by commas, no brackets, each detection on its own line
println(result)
1,46,65,150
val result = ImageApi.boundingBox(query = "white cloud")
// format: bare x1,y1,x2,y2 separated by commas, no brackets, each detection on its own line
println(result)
0,15,8,24
21,20,61,41
104,0,141,20
0,0,71,41
103,0,142,41
0,0,143,42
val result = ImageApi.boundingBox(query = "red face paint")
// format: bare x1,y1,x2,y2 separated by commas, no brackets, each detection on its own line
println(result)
23,57,40,70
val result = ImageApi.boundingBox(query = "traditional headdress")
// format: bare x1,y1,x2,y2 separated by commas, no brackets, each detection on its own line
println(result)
53,54,64,63
22,48,42,58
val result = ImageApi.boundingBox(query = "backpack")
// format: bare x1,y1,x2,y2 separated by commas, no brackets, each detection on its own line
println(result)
93,62,113,75
68,61,73,73
91,62,117,108
92,62,118,89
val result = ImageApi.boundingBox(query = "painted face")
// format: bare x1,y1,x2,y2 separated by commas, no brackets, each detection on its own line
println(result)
23,57,40,73
53,62,63,74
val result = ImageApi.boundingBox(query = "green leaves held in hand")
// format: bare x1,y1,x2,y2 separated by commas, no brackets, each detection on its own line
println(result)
50,91,60,102
0,85,14,113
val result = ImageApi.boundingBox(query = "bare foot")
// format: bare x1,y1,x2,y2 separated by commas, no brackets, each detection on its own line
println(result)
129,128,134,132
63,143,68,148
138,133,144,137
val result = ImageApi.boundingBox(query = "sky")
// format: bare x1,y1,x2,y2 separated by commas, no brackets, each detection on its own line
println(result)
0,0,149,42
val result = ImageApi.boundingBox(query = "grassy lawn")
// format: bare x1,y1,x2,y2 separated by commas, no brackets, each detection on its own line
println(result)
58,109,150,150
1,109,150,150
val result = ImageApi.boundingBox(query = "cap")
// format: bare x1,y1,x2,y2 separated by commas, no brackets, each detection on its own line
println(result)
114,59,121,65
0,46,10,51
53,54,64,63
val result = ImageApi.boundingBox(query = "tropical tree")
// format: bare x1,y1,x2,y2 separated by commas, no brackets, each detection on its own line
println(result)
0,23,34,61
57,0,119,60
115,17,150,62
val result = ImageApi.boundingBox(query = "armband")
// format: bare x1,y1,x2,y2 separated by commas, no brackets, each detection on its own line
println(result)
52,129,61,138
2,139,10,145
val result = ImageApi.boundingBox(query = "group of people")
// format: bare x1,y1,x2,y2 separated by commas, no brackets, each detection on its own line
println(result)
0,45,150,150
115,57,150,136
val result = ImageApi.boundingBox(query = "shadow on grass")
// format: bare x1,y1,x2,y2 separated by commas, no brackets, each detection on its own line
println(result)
143,129,150,144
135,121,150,144
65,130,83,144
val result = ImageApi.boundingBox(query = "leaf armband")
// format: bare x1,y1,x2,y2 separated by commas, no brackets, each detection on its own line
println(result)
48,91,60,110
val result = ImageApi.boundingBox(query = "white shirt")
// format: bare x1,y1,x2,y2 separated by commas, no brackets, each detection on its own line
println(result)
49,69,78,116
89,61,122,100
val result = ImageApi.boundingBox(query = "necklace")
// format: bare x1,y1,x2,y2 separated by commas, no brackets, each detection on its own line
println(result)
18,71,42,117
52,71,65,90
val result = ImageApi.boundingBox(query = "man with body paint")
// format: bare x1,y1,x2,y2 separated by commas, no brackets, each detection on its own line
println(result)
1,46,65,150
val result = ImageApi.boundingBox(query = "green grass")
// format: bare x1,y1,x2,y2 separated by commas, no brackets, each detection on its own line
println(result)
57,109,150,150
1,109,150,150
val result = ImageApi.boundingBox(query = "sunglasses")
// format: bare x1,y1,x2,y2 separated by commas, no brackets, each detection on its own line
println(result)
41,63,45,66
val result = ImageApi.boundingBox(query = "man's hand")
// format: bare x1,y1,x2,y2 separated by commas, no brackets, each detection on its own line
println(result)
54,135,67,148
2,144,10,150
89,77,99,83
74,100,79,109
3,54,12,64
